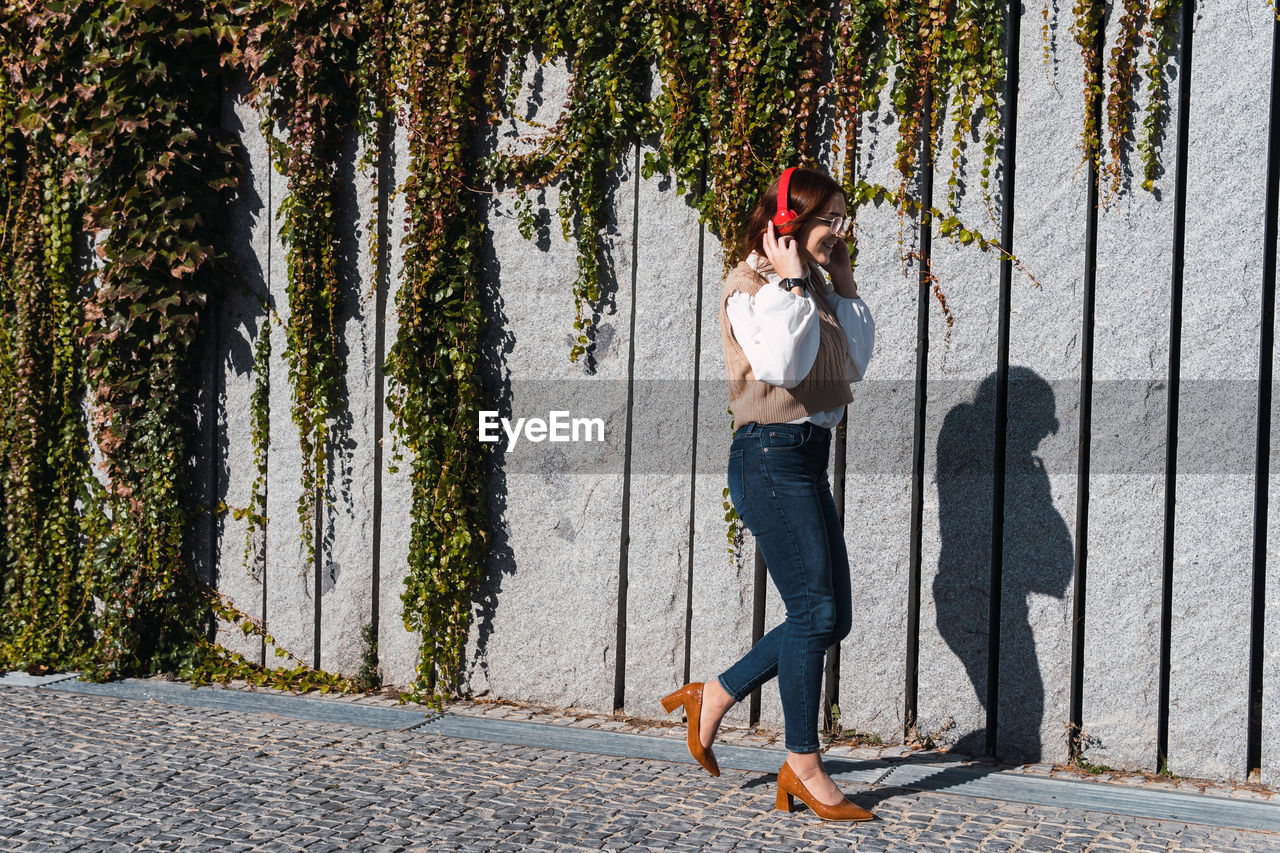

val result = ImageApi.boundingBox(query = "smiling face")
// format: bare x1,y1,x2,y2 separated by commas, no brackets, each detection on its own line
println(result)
795,192,848,268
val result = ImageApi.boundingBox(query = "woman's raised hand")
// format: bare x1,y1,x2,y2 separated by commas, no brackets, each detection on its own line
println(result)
823,236,852,276
763,220,805,279
823,237,858,299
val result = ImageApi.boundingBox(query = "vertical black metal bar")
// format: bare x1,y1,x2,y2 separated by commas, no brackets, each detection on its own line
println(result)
905,77,934,742
683,161,708,687
987,0,1021,758
261,123,271,669
1158,0,1194,775
314,481,322,671
370,39,393,653
204,256,221,600
1070,18,1105,764
825,406,848,732
749,545,767,726
613,144,642,713
1247,10,1280,779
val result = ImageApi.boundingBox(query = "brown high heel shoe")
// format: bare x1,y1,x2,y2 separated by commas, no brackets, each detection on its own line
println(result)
775,761,876,821
659,682,721,777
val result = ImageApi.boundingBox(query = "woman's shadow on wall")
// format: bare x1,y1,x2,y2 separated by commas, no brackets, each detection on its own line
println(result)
934,367,1073,762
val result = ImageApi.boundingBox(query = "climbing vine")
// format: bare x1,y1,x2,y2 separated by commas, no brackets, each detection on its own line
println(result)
235,0,371,561
0,97,92,670
0,2,239,677
1137,0,1179,193
484,1,654,362
0,0,1181,703
0,1,356,691
382,0,497,704
224,308,270,576
1102,0,1147,200
1072,0,1183,201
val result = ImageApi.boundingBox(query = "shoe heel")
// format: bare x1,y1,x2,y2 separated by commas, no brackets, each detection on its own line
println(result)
660,690,685,714
775,787,793,813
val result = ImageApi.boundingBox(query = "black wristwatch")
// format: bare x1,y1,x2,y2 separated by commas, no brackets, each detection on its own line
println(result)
779,277,808,293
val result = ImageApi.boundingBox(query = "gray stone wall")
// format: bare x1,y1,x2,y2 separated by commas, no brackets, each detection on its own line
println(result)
997,4,1086,766
621,145,703,718
377,116,416,688
207,7,1280,785
1268,227,1280,787
215,78,269,665
688,236,757,733
1165,0,1266,782
1079,0,1178,776
840,105,915,747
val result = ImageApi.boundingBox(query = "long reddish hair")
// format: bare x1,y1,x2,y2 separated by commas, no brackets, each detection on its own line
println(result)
738,167,845,263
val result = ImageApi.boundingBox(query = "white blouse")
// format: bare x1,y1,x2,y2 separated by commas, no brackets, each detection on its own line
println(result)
725,252,875,428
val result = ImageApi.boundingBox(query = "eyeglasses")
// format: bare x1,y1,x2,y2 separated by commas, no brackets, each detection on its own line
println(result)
811,215,850,237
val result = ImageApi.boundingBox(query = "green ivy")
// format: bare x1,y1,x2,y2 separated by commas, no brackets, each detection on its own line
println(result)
237,0,371,562
0,0,1181,704
0,1,239,677
383,0,496,705
0,112,93,670
1137,0,1178,194
483,0,654,362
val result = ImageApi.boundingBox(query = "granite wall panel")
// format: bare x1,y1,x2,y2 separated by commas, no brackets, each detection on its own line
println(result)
1078,5,1178,772
916,98,1006,755
1167,0,1267,782
263,125,316,669
461,57,629,712
688,237,755,731
377,117,417,688
1267,268,1280,785
837,106,917,745
620,155,700,716
996,8,1088,765
318,130,378,675
1266,250,1280,786
215,77,269,664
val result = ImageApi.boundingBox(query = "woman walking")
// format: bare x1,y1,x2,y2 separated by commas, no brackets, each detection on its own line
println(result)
661,166,876,821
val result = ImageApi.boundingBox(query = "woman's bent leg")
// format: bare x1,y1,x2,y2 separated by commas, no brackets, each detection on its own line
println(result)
718,424,840,753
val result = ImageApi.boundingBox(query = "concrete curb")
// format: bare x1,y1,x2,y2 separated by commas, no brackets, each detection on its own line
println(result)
4,673,432,731
0,671,80,688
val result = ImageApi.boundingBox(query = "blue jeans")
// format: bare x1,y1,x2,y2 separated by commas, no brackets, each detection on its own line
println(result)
717,421,852,753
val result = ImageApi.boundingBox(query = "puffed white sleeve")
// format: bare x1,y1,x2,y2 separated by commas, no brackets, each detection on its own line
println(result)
725,285,819,389
830,293,875,382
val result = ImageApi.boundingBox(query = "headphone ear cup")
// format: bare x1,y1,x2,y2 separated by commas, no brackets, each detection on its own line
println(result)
772,209,799,234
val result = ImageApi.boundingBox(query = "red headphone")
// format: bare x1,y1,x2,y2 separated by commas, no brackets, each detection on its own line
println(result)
772,167,799,234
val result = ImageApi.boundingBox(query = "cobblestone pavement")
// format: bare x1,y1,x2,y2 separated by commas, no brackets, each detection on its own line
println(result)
2,686,1278,852
439,698,1277,804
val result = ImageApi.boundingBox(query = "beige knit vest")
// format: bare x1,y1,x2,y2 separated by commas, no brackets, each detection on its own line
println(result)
719,260,853,430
